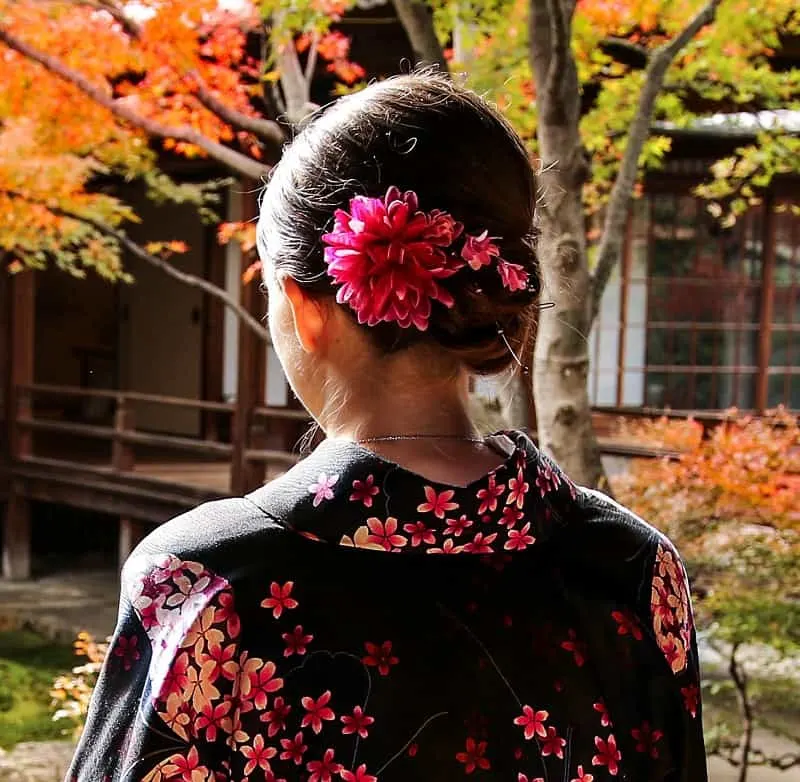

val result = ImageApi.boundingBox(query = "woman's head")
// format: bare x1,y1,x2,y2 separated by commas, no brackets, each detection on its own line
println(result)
258,72,539,425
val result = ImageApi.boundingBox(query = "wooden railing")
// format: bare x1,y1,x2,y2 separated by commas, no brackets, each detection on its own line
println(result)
10,383,309,496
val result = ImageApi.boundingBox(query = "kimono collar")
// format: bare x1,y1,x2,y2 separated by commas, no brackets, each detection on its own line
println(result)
246,429,579,557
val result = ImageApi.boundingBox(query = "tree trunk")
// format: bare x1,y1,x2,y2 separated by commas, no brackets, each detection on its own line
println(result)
729,644,754,782
528,0,604,487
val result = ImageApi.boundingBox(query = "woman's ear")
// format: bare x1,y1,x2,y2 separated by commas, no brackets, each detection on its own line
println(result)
280,276,328,354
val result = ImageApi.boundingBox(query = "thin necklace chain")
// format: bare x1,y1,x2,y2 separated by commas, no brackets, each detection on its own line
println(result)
356,433,486,445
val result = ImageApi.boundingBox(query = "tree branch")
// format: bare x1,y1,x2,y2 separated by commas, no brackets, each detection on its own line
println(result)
0,26,271,181
78,1,286,149
4,190,269,342
588,0,722,326
391,0,449,72
188,71,286,147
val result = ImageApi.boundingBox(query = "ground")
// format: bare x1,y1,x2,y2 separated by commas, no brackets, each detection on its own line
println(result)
0,571,797,780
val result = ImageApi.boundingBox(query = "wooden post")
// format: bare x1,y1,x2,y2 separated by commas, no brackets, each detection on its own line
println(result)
202,226,226,441
755,194,776,413
2,269,35,580
112,395,142,566
231,185,265,495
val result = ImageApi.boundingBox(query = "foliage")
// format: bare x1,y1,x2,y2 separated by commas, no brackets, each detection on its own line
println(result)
1,0,797,282
614,409,800,775
50,631,109,740
0,629,77,749
445,0,799,218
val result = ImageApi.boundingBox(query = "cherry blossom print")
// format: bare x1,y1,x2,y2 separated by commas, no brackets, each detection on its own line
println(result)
592,734,622,776
593,700,612,728
462,531,497,554
260,581,299,619
611,610,644,641
632,721,664,759
427,538,466,554
651,543,692,674
306,748,342,782
241,734,277,775
445,514,474,537
213,592,241,639
571,767,594,782
417,486,459,518
182,606,225,652
364,517,408,551
561,629,588,667
535,463,561,497
157,693,195,742
506,473,530,509
279,731,307,765
282,625,314,657
160,652,191,700
456,737,491,774
514,706,549,740
301,691,336,734
505,523,536,551
500,506,523,528
681,683,700,718
113,635,141,671
185,658,222,712
363,640,399,676
247,660,284,710
403,520,437,547
142,747,210,782
195,699,232,742
199,642,238,682
261,696,292,737
340,525,385,551
540,726,566,759
341,705,374,738
477,474,506,514
340,764,378,782
350,474,380,507
309,473,339,507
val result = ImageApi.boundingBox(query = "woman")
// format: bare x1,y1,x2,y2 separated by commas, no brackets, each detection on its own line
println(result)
69,73,707,781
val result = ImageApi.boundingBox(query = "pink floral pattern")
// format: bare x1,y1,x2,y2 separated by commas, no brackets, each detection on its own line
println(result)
651,543,693,676
71,431,705,782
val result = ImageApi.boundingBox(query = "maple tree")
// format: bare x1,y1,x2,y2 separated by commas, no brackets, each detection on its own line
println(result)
1,0,798,484
615,409,800,779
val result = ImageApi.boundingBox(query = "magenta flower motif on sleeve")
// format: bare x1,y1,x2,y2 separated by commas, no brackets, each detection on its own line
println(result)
498,259,529,292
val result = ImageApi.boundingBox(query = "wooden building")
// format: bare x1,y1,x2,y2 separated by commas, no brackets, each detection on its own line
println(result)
1,6,798,580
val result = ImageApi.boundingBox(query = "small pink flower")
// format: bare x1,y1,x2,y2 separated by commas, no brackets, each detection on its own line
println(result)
403,521,436,547
350,475,380,507
301,691,335,734
445,514,473,537
261,581,298,619
461,230,501,270
498,259,529,291
321,187,465,330
363,640,399,675
280,731,307,765
340,764,378,782
418,486,459,518
592,734,622,775
514,706,549,740
477,474,505,513
462,531,497,554
505,522,536,551
309,473,338,506
282,625,313,657
341,705,374,738
541,726,566,758
366,517,407,550
306,748,342,782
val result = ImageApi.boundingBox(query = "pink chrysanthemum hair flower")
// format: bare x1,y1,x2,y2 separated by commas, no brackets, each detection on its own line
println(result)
321,187,465,330
321,186,531,331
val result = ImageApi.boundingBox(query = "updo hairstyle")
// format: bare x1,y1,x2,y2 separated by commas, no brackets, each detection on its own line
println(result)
257,71,539,375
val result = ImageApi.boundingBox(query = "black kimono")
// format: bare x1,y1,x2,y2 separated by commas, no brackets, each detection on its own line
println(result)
68,430,707,781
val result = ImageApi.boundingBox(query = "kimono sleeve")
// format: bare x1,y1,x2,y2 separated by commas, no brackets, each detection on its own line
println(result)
66,552,243,781
649,539,708,780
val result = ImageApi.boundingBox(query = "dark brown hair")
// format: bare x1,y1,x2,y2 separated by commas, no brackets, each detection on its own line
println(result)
257,71,539,374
